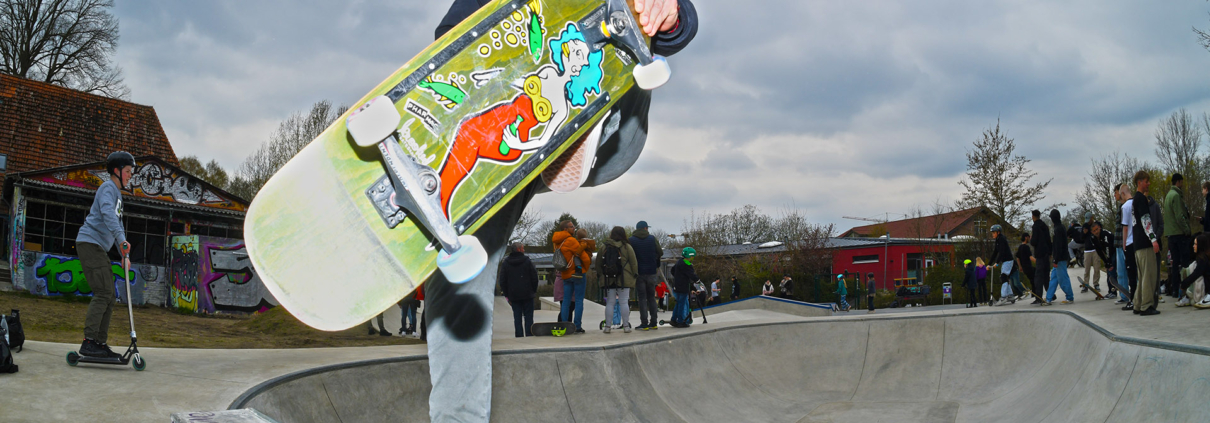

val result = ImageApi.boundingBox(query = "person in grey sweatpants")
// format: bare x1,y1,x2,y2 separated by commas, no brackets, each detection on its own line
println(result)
76,152,135,359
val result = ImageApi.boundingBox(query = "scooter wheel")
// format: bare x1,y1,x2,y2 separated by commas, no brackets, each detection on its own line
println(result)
66,351,79,366
436,235,487,284
658,320,666,326
600,320,606,330
132,355,146,371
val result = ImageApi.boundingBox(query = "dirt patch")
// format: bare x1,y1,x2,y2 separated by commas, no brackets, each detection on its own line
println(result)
0,290,421,348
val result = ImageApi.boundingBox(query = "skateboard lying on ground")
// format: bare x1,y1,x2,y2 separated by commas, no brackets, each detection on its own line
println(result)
1076,277,1106,300
531,321,576,337
245,0,672,330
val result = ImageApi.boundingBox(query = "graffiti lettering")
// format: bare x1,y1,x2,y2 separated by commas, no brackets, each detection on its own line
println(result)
32,254,139,300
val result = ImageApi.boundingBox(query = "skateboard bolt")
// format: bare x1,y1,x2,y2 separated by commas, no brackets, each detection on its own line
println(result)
421,175,438,193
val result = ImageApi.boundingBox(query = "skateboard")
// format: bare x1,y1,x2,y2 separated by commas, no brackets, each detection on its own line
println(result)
1076,277,1106,300
532,321,576,337
244,0,672,330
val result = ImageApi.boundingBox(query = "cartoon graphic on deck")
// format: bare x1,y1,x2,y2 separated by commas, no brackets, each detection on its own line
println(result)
435,23,604,217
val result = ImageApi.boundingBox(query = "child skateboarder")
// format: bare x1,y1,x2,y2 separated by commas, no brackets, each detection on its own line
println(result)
670,247,700,327
76,152,135,358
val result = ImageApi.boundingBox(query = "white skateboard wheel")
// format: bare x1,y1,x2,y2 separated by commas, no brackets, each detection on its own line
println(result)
436,235,488,284
633,56,671,90
347,95,402,147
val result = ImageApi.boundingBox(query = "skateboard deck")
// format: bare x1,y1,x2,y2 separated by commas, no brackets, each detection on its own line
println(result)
1076,277,1106,300
532,321,576,336
245,0,668,331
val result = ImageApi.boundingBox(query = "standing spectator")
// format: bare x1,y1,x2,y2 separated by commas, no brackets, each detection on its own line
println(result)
1016,234,1035,301
552,220,573,321
1121,183,1138,309
1031,210,1053,305
557,226,594,333
866,273,877,313
1200,181,1210,231
780,275,795,299
655,279,669,313
629,221,663,331
762,280,775,296
1164,173,1193,300
730,277,741,300
597,227,637,334
1081,213,1104,292
670,248,700,327
989,225,1018,299
964,259,979,308
835,274,849,310
1047,210,1075,304
499,242,539,337
1147,193,1165,302
975,258,989,306
710,279,722,305
416,283,426,341
398,292,418,336
1132,171,1162,316
366,312,389,336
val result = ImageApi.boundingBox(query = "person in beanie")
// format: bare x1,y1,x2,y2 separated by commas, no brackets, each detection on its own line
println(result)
498,242,539,337
628,220,663,330
866,272,877,313
1031,210,1053,305
834,274,849,311
670,247,700,327
75,152,135,358
596,226,637,334
1047,209,1075,304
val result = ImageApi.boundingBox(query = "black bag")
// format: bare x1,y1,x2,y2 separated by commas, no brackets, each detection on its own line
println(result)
0,323,15,373
601,245,623,288
4,310,23,353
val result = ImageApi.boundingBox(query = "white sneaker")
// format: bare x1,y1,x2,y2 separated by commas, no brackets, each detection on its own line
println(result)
1176,297,1191,307
623,325,632,333
1114,299,1126,305
603,326,611,334
1160,297,1166,303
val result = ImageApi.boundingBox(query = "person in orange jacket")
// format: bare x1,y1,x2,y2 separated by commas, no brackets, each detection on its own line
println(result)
557,227,594,332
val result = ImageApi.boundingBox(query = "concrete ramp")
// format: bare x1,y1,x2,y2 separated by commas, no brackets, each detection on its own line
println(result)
232,311,1210,422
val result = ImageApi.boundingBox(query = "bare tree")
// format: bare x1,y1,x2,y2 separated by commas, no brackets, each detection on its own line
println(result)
1153,109,1207,231
958,119,1051,225
508,208,545,246
233,100,348,199
0,0,127,98
1075,151,1142,226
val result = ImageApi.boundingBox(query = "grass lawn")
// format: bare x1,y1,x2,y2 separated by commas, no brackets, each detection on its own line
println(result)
0,290,421,348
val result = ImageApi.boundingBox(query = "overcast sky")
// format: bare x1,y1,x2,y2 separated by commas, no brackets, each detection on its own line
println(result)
112,0,1210,237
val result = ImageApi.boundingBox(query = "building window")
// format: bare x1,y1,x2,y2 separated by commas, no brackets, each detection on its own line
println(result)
123,215,168,266
852,254,880,264
189,223,242,240
22,201,84,256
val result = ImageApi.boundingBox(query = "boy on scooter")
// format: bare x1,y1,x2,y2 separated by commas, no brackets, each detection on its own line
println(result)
75,152,135,358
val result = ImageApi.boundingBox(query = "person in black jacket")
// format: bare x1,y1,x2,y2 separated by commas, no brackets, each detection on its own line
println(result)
498,243,539,337
989,225,1017,298
1178,233,1210,307
1016,234,1035,300
671,247,700,327
963,260,979,308
730,276,741,300
1047,210,1075,304
426,1,699,419
1086,222,1117,294
1031,210,1052,305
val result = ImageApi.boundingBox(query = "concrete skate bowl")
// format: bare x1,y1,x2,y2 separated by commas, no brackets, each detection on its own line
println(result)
232,311,1210,422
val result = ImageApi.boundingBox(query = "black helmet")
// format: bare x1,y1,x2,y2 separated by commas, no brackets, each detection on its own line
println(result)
106,151,135,177
990,224,1002,233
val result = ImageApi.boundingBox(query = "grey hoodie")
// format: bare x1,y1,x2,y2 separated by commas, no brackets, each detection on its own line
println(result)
76,179,127,250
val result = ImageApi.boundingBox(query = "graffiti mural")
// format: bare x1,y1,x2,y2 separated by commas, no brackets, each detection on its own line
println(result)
171,236,203,312
26,158,247,212
18,251,149,305
171,235,275,314
200,236,275,313
10,194,25,291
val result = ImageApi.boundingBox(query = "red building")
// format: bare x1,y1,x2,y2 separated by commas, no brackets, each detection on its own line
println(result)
829,238,955,292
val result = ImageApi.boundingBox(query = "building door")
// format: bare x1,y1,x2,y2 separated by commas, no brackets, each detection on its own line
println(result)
906,253,924,283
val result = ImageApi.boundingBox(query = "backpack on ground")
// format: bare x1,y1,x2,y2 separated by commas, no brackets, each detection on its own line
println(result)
4,310,23,353
601,244,623,288
0,323,16,374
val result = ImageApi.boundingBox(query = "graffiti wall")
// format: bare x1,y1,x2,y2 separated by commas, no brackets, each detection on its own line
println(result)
9,191,25,291
15,251,159,306
26,159,247,212
171,235,274,314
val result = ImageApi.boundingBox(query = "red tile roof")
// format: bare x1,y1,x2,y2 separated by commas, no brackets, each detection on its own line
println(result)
840,206,987,238
0,74,177,182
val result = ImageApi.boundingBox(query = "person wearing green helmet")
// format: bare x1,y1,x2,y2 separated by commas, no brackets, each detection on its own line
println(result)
963,259,979,308
670,247,700,327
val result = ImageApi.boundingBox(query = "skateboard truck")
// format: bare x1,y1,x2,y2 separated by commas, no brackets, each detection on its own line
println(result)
582,0,672,90
348,96,487,284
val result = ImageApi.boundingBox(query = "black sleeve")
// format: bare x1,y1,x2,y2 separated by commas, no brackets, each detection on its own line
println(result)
650,0,699,56
436,0,491,40
1181,259,1209,290
528,261,540,294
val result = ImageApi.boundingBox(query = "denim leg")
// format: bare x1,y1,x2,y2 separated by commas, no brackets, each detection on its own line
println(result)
673,292,690,323
510,300,524,338
571,277,586,330
1047,266,1059,302
522,300,534,337
1057,260,1073,300
604,288,618,327
560,279,574,322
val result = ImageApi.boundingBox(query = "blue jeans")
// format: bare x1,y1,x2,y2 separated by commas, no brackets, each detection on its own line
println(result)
401,303,417,332
560,276,586,330
1047,261,1074,302
672,292,691,325
1116,248,1130,301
